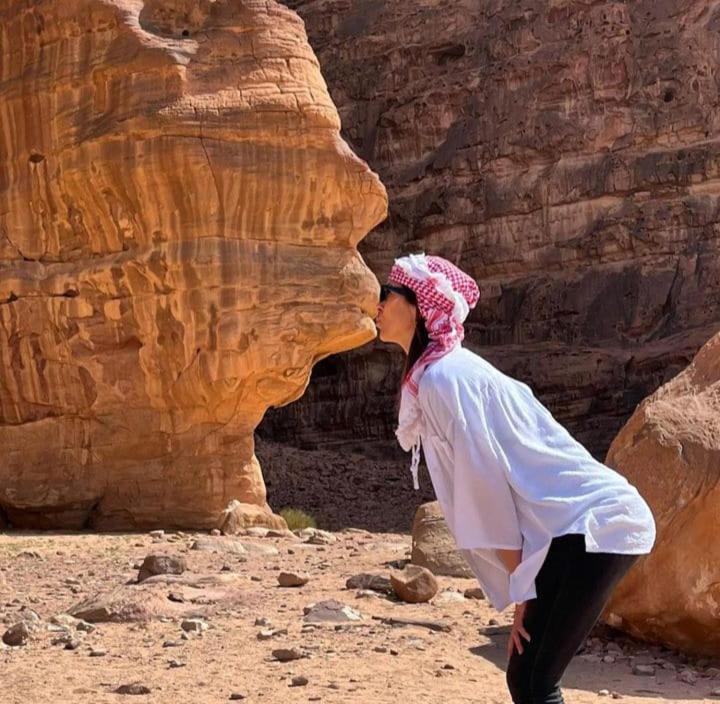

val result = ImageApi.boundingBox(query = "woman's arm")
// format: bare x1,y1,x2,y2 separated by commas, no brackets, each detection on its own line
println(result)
496,547,522,574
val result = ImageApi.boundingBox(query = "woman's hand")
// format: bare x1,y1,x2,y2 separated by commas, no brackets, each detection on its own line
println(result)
507,601,531,661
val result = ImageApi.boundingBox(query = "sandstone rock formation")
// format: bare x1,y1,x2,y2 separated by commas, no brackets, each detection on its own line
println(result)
261,0,720,459
603,330,720,657
411,502,473,579
0,0,387,529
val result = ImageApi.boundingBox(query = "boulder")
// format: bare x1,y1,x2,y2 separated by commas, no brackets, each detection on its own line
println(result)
411,502,473,578
390,564,439,604
604,331,720,656
220,502,287,535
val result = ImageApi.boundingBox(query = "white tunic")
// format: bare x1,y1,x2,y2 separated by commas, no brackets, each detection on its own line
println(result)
416,345,656,612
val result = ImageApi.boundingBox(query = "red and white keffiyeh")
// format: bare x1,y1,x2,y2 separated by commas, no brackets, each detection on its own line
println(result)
387,253,480,490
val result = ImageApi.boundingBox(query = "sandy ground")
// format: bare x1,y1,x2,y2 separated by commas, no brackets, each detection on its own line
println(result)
1,528,718,704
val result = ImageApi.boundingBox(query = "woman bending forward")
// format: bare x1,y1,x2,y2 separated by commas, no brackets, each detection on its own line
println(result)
375,253,656,704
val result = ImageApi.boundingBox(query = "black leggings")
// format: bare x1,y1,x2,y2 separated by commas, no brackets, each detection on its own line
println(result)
506,533,640,704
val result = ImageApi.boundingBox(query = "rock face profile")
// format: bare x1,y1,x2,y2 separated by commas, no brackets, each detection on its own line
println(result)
604,330,720,656
262,1,720,460
0,0,387,529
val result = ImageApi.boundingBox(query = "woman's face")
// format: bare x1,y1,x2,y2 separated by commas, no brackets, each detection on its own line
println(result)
375,285,417,349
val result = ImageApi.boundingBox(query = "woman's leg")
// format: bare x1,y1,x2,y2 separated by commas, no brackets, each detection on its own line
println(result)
506,534,581,704
526,536,640,703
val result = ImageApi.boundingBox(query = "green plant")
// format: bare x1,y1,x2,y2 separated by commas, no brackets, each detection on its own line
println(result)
279,507,317,531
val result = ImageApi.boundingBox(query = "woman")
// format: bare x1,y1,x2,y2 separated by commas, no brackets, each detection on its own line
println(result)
375,253,656,704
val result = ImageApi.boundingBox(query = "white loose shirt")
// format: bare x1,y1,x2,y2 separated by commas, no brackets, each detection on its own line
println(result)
416,345,656,612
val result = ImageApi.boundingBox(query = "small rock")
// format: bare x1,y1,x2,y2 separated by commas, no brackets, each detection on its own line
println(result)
52,634,81,650
149,530,164,539
89,648,107,657
168,659,185,668
706,667,720,678
115,683,151,695
295,528,336,545
678,669,697,685
272,647,306,662
602,655,615,664
181,618,209,633
345,573,392,593
137,554,186,583
228,693,246,701
632,664,656,676
355,589,382,599
290,675,308,687
463,587,485,600
390,564,438,604
277,571,309,588
2,622,31,646
257,628,287,640
432,590,466,605
709,687,720,698
210,528,222,536
303,600,362,624
598,689,610,697
254,617,271,627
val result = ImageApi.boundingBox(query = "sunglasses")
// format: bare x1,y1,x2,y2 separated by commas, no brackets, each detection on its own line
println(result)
380,283,416,303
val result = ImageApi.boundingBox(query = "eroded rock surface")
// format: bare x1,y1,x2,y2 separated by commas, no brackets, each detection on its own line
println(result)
0,0,387,529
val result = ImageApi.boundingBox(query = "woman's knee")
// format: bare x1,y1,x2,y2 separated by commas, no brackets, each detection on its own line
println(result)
530,674,564,704
506,657,532,704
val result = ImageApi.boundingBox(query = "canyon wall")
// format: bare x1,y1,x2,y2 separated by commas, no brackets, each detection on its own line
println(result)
261,0,720,458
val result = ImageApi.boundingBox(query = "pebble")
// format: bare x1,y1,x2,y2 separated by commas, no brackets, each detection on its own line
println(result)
181,618,209,634
228,693,246,701
345,573,392,594
463,587,485,600
290,675,309,687
277,571,309,588
257,628,287,640
303,600,362,623
632,664,656,676
89,648,107,657
272,647,306,662
115,683,151,695
2,622,30,646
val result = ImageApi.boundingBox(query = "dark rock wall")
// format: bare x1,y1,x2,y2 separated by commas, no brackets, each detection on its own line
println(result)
261,0,720,460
